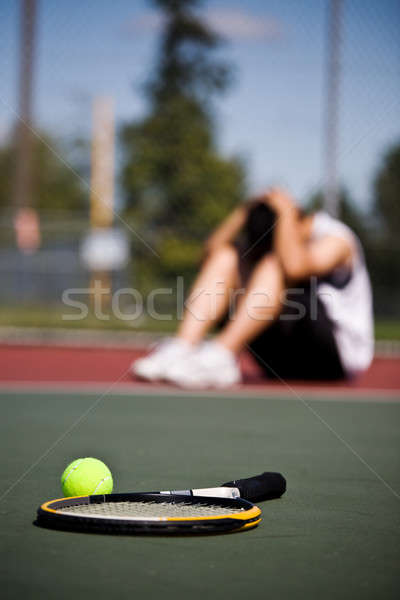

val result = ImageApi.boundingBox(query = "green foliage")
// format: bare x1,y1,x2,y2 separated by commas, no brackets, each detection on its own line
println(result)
369,141,400,317
374,142,400,237
121,0,245,286
0,143,14,210
0,133,86,212
148,0,231,104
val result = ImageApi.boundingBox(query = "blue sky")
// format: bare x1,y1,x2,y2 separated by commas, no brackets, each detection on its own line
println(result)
1,0,399,209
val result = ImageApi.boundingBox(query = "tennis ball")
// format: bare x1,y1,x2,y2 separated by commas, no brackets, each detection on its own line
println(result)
61,457,113,497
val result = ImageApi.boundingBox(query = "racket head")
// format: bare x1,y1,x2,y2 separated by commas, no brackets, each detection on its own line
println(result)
36,493,262,535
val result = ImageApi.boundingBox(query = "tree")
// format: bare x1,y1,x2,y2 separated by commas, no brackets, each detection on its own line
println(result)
0,133,86,213
146,0,231,104
371,142,400,317
374,142,400,238
121,0,245,284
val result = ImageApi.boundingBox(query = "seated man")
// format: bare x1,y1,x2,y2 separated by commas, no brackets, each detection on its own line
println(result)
132,188,374,388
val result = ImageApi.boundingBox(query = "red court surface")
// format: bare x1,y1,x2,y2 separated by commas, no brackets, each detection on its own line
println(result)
1,343,399,398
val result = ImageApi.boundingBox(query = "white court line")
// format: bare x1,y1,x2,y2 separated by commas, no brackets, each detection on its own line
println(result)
0,380,399,402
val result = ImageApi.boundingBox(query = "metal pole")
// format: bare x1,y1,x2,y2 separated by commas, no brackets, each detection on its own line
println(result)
13,0,37,209
90,97,115,229
89,97,115,311
323,0,342,217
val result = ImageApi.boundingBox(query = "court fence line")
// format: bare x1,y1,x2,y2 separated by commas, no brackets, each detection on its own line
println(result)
0,326,399,357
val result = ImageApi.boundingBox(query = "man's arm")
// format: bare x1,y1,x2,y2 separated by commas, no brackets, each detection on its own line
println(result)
260,189,354,280
204,205,248,254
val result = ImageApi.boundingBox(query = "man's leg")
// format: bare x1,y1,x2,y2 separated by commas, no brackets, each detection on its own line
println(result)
177,244,240,345
216,254,285,354
160,253,286,388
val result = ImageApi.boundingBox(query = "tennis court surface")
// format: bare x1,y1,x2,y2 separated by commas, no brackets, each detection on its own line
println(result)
1,343,399,599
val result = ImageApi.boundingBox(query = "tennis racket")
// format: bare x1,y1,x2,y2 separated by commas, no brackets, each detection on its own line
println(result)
36,472,286,535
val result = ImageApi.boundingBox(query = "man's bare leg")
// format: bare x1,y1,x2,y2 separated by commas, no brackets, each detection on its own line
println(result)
160,254,285,388
216,254,285,354
177,244,240,345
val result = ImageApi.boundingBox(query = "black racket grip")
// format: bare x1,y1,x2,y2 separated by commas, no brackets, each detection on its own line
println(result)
222,472,286,502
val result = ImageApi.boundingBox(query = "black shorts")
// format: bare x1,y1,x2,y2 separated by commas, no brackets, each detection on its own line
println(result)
236,248,346,381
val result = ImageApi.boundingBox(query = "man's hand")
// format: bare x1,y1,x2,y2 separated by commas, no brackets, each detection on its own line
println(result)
262,188,354,281
203,204,248,257
253,188,297,215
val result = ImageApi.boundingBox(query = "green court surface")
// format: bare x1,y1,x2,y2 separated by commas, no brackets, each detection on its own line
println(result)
1,390,399,599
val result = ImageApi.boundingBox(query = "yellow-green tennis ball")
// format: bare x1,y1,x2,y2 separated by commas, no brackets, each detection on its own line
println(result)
61,457,113,497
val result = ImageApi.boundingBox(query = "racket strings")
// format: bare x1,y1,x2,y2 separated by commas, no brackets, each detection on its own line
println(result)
58,500,246,519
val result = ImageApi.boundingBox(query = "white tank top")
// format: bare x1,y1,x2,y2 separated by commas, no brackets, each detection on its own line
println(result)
311,211,374,375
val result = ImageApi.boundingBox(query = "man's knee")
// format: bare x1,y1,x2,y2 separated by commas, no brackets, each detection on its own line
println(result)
207,243,238,270
251,253,282,279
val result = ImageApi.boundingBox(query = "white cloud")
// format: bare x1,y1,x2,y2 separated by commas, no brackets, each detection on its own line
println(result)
123,12,165,35
123,8,282,42
205,8,283,41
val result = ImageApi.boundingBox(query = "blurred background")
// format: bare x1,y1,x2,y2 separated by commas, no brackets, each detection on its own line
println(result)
0,0,399,340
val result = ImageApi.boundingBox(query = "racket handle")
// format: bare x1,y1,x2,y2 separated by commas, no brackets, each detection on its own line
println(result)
222,472,286,502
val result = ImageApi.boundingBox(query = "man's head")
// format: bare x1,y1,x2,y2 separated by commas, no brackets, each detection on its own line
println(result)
243,200,313,261
243,201,277,261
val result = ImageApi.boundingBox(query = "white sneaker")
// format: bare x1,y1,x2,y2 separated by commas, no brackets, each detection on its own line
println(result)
131,338,193,382
165,341,241,389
